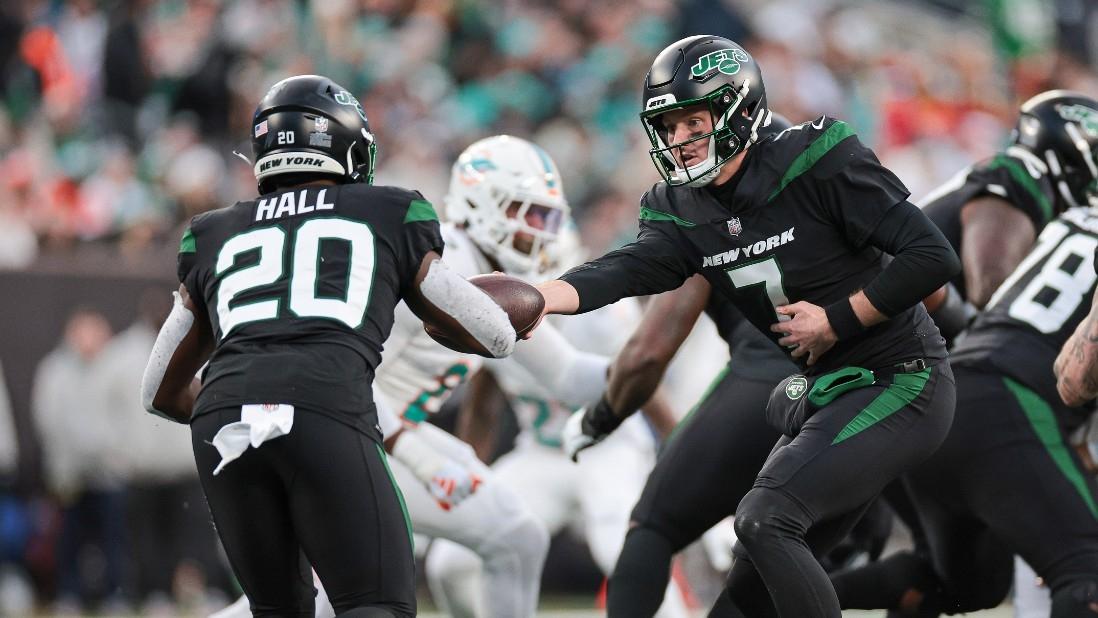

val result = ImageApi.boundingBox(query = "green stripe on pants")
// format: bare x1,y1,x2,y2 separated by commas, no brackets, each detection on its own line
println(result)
1002,377,1098,519
832,367,932,445
375,443,414,547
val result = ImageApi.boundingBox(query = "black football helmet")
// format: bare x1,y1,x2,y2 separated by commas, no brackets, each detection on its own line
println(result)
640,35,770,187
1012,90,1098,210
251,75,377,195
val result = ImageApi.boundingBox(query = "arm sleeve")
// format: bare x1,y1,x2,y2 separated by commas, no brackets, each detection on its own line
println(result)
560,222,693,314
509,321,610,408
860,201,962,317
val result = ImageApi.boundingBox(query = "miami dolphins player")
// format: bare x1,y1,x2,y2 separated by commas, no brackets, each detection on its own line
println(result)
423,221,691,618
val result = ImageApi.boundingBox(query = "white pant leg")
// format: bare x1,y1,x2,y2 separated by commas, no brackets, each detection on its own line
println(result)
576,417,690,618
426,440,575,618
1014,556,1051,618
402,424,548,618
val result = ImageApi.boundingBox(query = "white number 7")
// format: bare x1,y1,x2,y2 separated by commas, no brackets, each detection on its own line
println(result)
726,256,791,322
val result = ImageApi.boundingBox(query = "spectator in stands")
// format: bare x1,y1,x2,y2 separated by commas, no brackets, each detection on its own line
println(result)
31,307,128,614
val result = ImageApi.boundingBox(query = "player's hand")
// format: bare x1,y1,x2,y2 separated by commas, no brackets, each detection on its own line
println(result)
771,301,837,366
563,395,625,462
428,460,483,511
562,408,601,462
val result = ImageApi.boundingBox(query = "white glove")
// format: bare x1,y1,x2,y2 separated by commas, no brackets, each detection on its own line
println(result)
562,408,599,462
427,460,483,511
563,396,624,462
391,429,483,510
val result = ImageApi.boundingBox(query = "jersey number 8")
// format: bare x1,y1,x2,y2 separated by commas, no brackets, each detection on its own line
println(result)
215,219,375,338
996,220,1098,334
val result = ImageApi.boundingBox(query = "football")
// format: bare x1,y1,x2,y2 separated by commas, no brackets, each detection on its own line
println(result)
424,273,545,355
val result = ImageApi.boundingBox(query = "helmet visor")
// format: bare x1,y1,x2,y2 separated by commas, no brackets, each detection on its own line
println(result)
505,200,565,255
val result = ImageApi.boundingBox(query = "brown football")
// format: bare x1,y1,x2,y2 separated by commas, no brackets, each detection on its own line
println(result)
424,274,546,356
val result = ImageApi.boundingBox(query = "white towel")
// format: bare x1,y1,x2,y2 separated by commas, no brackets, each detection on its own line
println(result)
211,404,295,475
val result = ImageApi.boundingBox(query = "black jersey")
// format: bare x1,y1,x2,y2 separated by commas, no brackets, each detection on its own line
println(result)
177,184,444,437
951,207,1098,422
563,117,947,374
704,293,794,382
919,150,1058,299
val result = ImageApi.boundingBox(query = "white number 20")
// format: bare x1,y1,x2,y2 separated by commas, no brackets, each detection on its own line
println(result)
215,219,375,338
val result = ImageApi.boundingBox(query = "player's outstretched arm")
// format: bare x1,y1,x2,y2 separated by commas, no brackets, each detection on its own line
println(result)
405,252,517,358
1056,292,1098,406
607,275,710,419
141,284,214,423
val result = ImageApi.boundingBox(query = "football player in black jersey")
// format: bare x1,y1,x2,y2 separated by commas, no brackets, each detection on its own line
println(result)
139,75,521,618
831,91,1098,617
563,115,796,618
531,35,961,617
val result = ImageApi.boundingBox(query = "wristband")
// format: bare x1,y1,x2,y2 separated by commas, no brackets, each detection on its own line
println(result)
824,297,866,341
582,395,625,436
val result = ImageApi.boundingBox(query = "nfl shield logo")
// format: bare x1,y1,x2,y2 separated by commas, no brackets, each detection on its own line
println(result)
726,217,742,236
314,117,329,132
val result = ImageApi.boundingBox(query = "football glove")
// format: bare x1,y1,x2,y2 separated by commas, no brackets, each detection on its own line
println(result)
563,395,625,462
428,460,483,511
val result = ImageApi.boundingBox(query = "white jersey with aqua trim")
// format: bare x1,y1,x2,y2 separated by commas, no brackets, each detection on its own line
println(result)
486,298,647,449
374,224,488,429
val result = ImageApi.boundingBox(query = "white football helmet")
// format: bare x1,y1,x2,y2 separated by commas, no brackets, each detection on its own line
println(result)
445,135,571,278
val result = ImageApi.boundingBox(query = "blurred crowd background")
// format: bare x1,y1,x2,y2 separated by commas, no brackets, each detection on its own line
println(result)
0,0,1095,615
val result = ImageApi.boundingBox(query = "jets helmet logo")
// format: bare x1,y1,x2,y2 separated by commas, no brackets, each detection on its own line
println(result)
691,49,750,80
333,90,368,122
1056,104,1098,138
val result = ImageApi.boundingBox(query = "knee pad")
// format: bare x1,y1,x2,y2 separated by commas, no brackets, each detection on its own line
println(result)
733,488,804,550
1051,580,1098,617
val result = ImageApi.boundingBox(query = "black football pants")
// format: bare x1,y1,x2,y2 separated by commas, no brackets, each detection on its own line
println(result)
192,409,416,617
833,366,1098,617
711,362,956,618
609,370,780,617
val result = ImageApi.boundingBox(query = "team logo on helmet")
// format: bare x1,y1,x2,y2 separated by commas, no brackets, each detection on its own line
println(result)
1056,104,1098,137
726,217,742,236
785,376,808,400
691,49,750,81
333,90,367,122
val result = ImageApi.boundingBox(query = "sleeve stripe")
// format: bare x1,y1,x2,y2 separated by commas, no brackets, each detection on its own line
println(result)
768,120,856,203
639,205,696,227
179,228,196,253
988,154,1054,223
404,199,439,223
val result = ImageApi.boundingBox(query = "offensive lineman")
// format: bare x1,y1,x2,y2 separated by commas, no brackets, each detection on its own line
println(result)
834,93,1098,618
139,75,522,617
832,90,1098,616
532,35,961,617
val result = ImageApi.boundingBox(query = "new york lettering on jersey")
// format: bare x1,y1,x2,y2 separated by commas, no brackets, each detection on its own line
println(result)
919,148,1058,299
639,117,944,373
176,183,443,438
951,207,1098,419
